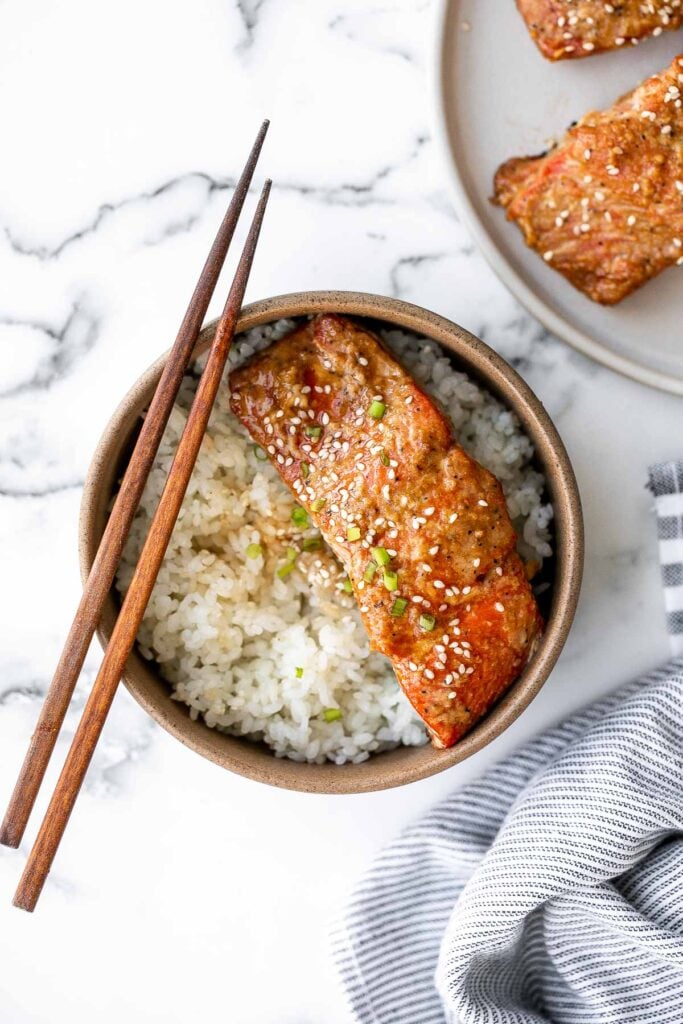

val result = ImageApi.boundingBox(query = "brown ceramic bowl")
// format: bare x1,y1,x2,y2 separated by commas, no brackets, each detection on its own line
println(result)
80,291,583,793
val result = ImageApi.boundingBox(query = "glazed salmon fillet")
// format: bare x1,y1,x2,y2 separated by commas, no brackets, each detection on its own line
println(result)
229,314,543,749
494,54,683,305
517,0,683,60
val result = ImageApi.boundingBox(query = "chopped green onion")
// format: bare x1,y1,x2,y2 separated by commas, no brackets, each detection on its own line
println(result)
368,400,386,420
419,613,436,632
253,445,267,461
295,667,304,679
311,498,326,512
372,546,391,567
301,462,310,479
303,536,322,551
363,562,377,583
291,505,309,528
323,708,342,722
341,578,353,593
305,425,322,438
379,450,390,467
277,562,295,580
383,569,398,592
347,526,361,542
245,543,262,560
286,546,298,562
391,597,408,617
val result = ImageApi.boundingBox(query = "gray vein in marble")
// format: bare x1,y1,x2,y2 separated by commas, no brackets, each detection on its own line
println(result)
235,0,268,48
0,136,430,263
1,663,158,800
0,302,100,400
0,478,84,499
390,252,449,297
0,682,45,705
327,1,431,64
328,12,413,63
1,175,233,262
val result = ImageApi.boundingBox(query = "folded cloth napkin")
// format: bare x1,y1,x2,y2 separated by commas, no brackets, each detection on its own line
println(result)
333,461,683,1024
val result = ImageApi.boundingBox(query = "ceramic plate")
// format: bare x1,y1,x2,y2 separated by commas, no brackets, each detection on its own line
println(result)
434,0,683,394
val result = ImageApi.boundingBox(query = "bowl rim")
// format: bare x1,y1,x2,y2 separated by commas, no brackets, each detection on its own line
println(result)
79,290,584,793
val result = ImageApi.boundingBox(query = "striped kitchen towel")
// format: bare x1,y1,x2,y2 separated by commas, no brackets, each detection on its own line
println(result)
649,460,683,655
332,462,683,1024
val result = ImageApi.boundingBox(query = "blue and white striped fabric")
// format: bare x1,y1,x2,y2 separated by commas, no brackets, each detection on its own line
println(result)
332,462,683,1024
649,461,683,655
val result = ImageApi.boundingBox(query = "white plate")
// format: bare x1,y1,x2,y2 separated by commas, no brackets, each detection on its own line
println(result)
434,0,683,394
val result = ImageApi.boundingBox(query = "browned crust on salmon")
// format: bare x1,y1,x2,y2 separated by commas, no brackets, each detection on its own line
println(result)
493,54,683,304
229,314,543,748
517,0,683,61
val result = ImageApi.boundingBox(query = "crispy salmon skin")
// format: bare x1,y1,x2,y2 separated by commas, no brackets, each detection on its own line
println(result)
494,54,683,305
517,0,683,61
229,314,543,749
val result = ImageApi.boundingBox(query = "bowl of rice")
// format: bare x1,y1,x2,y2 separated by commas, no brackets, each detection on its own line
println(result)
80,291,583,793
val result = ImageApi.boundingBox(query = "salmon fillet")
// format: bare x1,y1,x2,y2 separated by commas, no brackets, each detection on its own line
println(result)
229,314,543,749
517,0,683,60
493,54,683,305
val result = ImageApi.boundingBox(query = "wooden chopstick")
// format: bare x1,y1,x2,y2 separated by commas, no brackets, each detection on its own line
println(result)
13,179,272,912
0,121,269,852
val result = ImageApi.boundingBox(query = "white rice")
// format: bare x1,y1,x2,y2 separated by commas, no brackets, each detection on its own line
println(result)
116,320,553,764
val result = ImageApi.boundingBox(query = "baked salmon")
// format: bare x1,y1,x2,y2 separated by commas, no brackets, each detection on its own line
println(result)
229,314,543,748
517,0,683,61
494,54,683,305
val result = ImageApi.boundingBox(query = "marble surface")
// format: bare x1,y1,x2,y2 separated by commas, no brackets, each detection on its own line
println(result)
0,2,679,1022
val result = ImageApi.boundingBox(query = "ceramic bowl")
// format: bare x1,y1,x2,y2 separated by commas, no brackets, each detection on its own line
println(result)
79,291,583,793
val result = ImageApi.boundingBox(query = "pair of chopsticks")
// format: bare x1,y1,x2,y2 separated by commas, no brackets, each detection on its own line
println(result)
1,121,272,912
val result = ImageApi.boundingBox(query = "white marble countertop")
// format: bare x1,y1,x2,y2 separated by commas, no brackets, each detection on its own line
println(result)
0,2,680,1021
